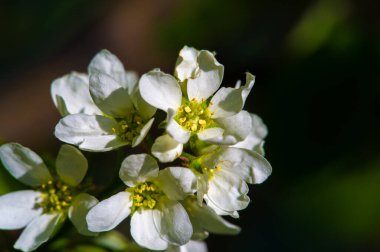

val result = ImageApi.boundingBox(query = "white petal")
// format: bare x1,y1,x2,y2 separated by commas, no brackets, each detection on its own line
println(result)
139,69,182,111
0,143,51,186
175,46,199,82
204,147,272,184
131,118,155,147
14,213,63,252
157,167,197,200
196,127,224,142
241,72,255,104
55,114,126,152
0,190,42,230
119,154,159,187
207,110,252,145
202,199,239,218
179,241,208,252
206,169,250,213
209,87,244,118
130,209,168,250
187,50,224,101
254,141,266,156
56,145,88,187
151,134,183,163
153,198,192,246
124,71,139,94
243,150,272,184
88,49,126,85
50,72,102,116
68,193,98,236
166,109,191,144
189,219,209,241
89,72,133,118
196,174,209,205
184,197,240,235
86,192,131,232
130,87,157,120
232,113,268,151
209,72,255,118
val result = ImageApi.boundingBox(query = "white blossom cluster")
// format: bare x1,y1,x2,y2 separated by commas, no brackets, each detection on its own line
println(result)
0,47,272,252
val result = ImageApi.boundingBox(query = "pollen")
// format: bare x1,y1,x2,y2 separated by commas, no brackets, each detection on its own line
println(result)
112,112,145,145
191,124,198,132
190,160,221,181
174,99,216,133
129,182,162,214
37,180,73,213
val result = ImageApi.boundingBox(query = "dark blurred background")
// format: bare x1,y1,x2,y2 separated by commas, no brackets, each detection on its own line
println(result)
1,0,380,251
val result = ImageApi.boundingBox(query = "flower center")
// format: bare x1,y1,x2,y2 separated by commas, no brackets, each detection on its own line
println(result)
128,182,162,214
190,159,221,181
37,180,73,213
174,99,214,133
112,113,144,144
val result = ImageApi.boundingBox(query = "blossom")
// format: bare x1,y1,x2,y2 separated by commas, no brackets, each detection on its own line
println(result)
151,111,266,163
52,50,156,152
139,46,255,148
86,154,196,250
190,147,272,217
0,143,97,252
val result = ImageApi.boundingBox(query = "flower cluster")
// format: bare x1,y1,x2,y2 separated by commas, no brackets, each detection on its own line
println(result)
0,46,271,252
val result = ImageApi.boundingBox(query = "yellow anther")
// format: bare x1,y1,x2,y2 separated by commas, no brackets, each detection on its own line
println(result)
112,111,146,145
148,199,156,209
130,182,161,212
191,124,198,131
179,117,187,123
38,181,73,213
174,99,215,133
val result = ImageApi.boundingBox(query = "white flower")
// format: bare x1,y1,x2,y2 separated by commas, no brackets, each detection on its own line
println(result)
86,154,196,250
52,50,156,152
151,111,266,163
139,46,255,148
191,147,272,217
0,143,98,252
